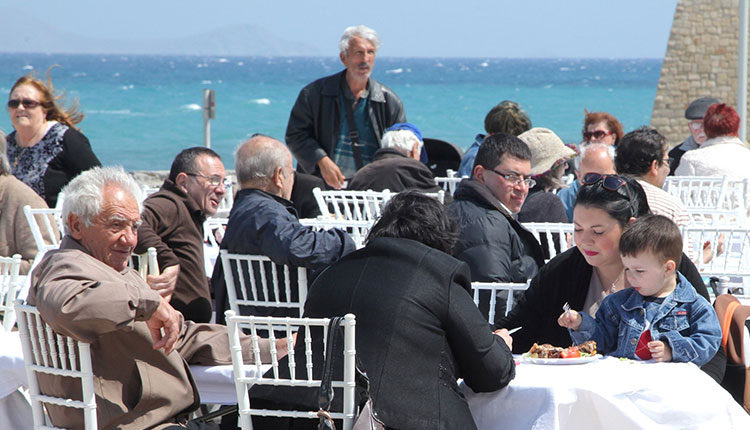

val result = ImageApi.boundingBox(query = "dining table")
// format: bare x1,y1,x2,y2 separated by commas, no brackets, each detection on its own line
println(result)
461,355,750,430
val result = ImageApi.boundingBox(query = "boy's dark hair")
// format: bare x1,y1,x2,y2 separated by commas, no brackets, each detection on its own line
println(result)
619,214,682,264
473,132,531,172
168,147,222,182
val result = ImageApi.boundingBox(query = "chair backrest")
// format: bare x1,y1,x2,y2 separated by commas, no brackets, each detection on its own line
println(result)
226,311,357,430
14,301,97,429
664,176,748,221
433,175,466,196
203,217,230,248
129,247,159,280
419,189,446,204
23,205,63,255
313,187,393,221
220,250,308,318
0,254,22,332
471,282,529,322
681,225,750,280
521,222,575,262
299,218,373,249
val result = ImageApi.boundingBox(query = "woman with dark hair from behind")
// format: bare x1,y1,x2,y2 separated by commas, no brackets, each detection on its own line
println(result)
250,191,516,430
496,174,726,382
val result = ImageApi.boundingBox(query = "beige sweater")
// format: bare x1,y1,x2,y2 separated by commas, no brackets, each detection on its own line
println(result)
0,174,55,274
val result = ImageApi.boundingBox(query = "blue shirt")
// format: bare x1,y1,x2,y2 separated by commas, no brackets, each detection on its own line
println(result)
333,91,378,178
570,272,722,366
457,133,485,178
557,180,580,222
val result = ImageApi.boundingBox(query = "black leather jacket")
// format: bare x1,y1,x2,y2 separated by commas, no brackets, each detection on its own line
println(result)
285,70,406,174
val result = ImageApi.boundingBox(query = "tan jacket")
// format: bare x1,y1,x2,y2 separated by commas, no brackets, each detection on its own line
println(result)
0,174,55,274
28,236,270,430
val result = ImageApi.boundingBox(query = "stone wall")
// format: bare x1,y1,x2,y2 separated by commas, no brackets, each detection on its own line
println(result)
652,0,748,146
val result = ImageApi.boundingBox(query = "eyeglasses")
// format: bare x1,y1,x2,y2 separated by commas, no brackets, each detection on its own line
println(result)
489,168,536,188
688,121,703,131
187,172,226,188
7,98,42,109
582,130,613,141
582,173,635,215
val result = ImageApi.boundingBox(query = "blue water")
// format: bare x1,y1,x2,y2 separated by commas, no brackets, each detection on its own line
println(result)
0,53,662,171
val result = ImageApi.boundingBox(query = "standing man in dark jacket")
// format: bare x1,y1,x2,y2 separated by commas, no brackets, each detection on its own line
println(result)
136,147,227,323
211,135,355,324
448,133,544,318
285,25,406,189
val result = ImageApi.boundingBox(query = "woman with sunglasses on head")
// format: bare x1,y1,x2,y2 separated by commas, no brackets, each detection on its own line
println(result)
6,73,100,208
496,173,726,382
582,110,624,146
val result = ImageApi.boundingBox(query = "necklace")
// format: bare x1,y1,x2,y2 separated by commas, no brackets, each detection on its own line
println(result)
608,271,625,294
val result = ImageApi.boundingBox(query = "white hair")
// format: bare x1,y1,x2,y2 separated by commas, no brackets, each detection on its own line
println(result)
234,136,290,187
61,166,143,235
380,130,421,155
574,142,616,171
339,25,381,56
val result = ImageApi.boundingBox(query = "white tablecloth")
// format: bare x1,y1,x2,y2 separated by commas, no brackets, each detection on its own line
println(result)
190,363,272,405
461,356,750,430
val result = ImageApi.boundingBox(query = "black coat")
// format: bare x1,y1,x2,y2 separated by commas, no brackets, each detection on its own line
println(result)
250,237,516,430
448,179,545,283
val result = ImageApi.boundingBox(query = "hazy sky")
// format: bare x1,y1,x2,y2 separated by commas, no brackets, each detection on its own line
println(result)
11,0,678,58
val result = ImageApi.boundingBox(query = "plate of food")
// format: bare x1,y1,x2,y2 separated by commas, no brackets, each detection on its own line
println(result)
522,341,601,365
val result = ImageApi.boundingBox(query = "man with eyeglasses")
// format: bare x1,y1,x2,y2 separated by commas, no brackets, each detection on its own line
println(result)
668,97,719,175
448,133,544,321
615,127,689,227
136,147,227,323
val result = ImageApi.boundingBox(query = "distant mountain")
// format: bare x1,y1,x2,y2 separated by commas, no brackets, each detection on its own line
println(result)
2,9,322,56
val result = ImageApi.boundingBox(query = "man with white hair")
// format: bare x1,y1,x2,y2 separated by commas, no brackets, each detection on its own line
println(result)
286,25,406,189
211,135,356,325
26,166,276,429
348,122,445,198
557,142,616,222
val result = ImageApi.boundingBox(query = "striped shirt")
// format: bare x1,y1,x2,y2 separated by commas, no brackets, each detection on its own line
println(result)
637,179,690,226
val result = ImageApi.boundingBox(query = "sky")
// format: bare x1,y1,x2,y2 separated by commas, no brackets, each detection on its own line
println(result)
8,0,679,58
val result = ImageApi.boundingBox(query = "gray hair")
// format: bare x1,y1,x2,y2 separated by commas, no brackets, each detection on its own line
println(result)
574,142,616,171
61,166,143,235
234,136,290,187
339,25,381,56
0,131,8,175
381,129,420,155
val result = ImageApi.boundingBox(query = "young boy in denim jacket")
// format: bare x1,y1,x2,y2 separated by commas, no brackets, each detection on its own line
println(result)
558,215,721,366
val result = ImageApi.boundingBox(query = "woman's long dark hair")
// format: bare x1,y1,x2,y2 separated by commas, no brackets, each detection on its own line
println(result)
366,190,458,254
573,174,650,226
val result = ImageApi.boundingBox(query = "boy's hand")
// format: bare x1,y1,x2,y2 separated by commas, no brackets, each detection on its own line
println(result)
648,340,672,362
558,309,582,330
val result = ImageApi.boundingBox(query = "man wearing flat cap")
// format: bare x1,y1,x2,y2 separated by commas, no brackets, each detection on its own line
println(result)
668,96,719,175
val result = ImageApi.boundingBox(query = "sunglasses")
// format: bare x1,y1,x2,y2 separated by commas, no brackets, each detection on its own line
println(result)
582,130,613,141
582,173,635,215
7,98,42,109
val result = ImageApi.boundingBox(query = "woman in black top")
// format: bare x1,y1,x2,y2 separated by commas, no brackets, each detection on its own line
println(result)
6,73,100,208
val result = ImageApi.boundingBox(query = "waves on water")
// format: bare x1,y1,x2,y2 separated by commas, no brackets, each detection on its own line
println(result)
181,104,201,110
251,98,271,105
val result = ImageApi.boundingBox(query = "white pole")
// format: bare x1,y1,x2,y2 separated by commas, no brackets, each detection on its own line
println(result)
739,0,749,144
202,89,214,148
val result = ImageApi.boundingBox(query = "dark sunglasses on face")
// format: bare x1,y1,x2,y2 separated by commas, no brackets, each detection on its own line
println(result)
582,130,613,140
582,173,636,215
7,98,42,109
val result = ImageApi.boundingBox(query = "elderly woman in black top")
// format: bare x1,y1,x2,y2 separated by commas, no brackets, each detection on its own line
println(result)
497,174,725,382
6,73,100,207
250,191,516,430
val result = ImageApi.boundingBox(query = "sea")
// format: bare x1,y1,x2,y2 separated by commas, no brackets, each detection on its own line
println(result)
0,53,662,171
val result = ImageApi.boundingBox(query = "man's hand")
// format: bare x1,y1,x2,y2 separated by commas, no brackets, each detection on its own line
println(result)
317,156,345,189
648,340,673,362
493,328,513,349
147,265,179,302
558,309,582,330
146,298,181,356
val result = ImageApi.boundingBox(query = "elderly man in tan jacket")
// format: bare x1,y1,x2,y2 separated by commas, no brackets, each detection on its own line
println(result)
27,166,278,430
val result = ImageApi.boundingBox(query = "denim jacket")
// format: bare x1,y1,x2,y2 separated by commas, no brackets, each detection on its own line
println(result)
570,272,721,366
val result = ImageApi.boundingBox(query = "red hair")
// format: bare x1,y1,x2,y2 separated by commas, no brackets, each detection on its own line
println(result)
703,103,740,138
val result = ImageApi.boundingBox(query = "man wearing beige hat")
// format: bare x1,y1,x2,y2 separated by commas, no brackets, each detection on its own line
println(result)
516,128,575,225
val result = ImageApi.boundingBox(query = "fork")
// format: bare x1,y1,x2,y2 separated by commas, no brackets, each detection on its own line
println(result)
563,302,571,319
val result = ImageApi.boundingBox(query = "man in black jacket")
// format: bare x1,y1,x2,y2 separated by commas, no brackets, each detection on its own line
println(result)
285,25,405,189
448,133,545,317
